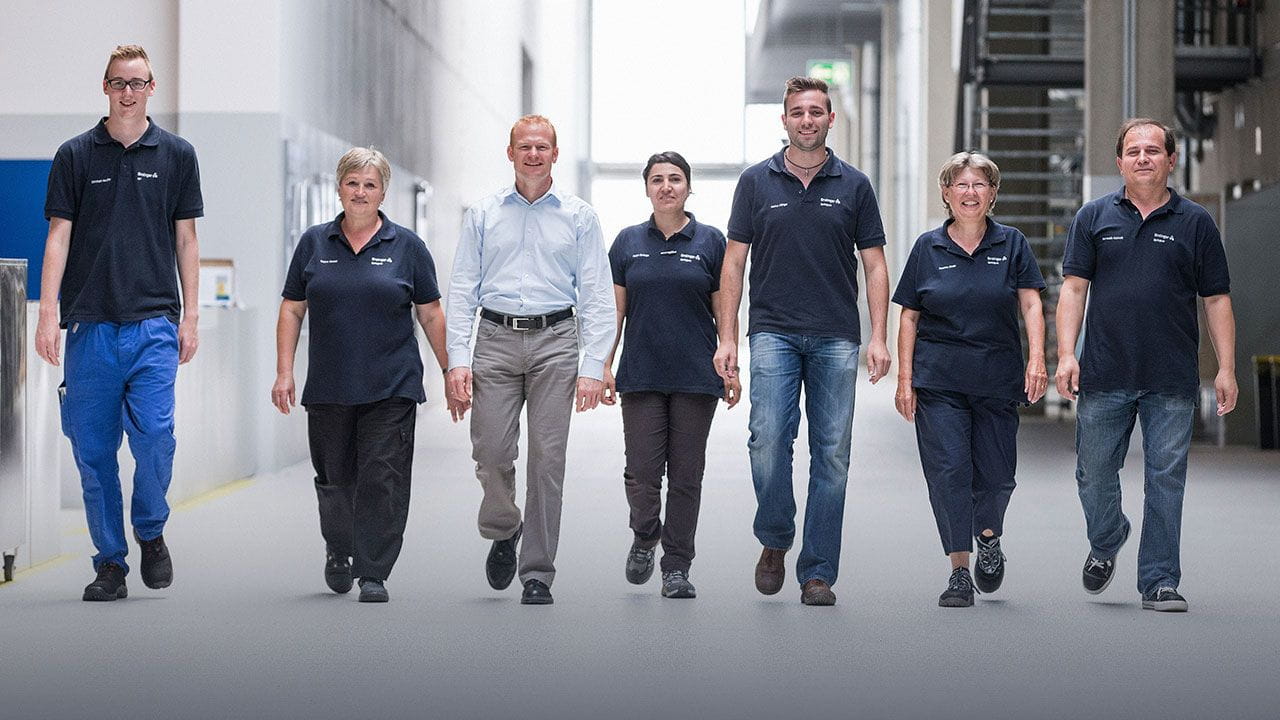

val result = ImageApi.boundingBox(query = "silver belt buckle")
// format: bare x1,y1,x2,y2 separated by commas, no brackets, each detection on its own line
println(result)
509,316,534,331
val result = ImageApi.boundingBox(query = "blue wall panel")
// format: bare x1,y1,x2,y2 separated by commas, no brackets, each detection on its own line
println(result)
0,159,53,300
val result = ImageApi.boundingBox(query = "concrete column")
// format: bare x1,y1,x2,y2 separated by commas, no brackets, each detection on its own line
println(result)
1084,0,1175,200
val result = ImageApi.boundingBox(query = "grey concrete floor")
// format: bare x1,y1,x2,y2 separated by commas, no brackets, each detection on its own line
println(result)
2,377,1278,720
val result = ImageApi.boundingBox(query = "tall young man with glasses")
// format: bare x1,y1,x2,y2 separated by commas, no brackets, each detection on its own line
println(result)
714,76,891,606
1057,118,1236,612
37,45,203,601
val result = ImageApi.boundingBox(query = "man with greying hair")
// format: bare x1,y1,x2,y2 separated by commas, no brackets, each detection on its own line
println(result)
446,114,615,605
37,44,203,601
715,76,892,606
1057,117,1236,612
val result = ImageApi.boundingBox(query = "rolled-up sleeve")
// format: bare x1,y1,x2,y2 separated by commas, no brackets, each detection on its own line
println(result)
446,206,484,369
574,207,617,380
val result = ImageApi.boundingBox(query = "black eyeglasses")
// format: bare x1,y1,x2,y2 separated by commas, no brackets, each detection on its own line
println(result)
105,77,151,92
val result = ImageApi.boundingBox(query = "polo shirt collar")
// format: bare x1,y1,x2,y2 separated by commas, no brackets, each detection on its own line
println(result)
91,117,161,147
1113,186,1185,215
767,147,843,178
327,210,397,245
645,212,699,241
931,218,1005,256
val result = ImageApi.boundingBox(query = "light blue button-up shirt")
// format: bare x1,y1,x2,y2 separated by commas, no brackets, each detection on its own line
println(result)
446,183,616,380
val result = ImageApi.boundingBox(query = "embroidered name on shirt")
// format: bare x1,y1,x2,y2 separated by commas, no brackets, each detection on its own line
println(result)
319,259,338,264
1152,232,1174,243
136,171,158,179
659,250,678,255
938,264,957,270
90,178,111,184
370,257,393,265
631,253,650,258
769,202,788,209
1102,235,1124,241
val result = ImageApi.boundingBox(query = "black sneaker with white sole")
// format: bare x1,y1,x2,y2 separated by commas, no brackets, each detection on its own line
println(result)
625,542,655,585
1142,586,1188,612
938,567,975,607
1083,523,1130,594
660,570,696,599
973,534,1005,594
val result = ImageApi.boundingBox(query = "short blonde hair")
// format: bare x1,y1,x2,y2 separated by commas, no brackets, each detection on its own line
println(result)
104,44,152,81
938,151,1001,217
336,147,391,190
509,114,557,147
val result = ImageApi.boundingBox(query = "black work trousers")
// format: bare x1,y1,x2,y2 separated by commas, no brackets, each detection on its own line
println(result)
621,391,718,573
307,397,416,581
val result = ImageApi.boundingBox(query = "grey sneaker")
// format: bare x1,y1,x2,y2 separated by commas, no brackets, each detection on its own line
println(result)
660,570,696,599
1142,586,1188,612
625,542,655,585
974,534,1005,594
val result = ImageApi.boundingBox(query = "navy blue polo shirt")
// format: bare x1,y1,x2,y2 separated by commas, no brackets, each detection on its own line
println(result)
282,212,442,406
44,118,204,327
893,220,1045,402
608,213,726,397
1062,188,1230,395
727,148,885,341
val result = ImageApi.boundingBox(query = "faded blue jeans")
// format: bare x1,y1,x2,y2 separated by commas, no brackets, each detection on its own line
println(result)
1075,389,1195,595
748,332,859,587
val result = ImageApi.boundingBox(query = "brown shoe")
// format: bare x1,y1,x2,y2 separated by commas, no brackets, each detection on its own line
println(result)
800,579,837,606
755,546,787,595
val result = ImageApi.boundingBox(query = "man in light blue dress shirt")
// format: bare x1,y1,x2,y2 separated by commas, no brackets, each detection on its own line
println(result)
446,114,616,605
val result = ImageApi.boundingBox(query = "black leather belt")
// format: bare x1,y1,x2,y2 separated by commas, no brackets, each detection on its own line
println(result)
480,307,575,331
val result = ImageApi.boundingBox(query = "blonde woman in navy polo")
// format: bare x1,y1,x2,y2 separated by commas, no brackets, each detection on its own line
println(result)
602,152,742,599
271,148,460,603
892,152,1048,607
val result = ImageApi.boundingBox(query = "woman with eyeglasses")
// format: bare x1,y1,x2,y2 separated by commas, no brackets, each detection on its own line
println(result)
272,147,462,603
891,151,1047,607
601,151,741,599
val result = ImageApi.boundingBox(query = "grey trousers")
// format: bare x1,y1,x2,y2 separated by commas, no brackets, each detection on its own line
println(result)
470,316,578,587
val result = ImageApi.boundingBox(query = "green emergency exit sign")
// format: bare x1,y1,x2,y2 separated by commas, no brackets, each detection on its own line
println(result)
806,60,852,88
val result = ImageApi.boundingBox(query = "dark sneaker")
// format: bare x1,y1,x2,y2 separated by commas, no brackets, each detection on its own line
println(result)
357,578,389,603
939,567,975,608
134,530,172,589
83,562,128,602
625,542,655,585
520,579,553,605
1142,586,1188,612
486,525,522,590
324,550,353,594
660,570,696,599
1082,554,1117,594
974,534,1005,594
800,578,837,606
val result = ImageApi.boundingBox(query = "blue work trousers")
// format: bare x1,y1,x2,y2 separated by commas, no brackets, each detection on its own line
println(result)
60,317,178,573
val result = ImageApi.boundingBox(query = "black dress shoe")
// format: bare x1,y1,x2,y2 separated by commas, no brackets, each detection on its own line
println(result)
520,579,553,605
134,530,172,589
486,525,522,590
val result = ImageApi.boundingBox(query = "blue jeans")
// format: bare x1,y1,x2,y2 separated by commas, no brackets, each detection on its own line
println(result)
60,317,179,573
747,332,859,586
1075,389,1195,595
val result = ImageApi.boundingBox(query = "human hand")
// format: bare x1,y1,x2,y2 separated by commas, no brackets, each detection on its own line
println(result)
866,340,891,384
576,377,604,412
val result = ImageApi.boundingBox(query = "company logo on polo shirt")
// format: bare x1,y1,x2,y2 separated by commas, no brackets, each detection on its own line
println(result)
90,177,112,185
370,256,393,265
938,264,957,270
769,202,788,209
986,255,1008,265
818,197,842,208
679,253,701,263
136,171,159,180
1152,232,1174,243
